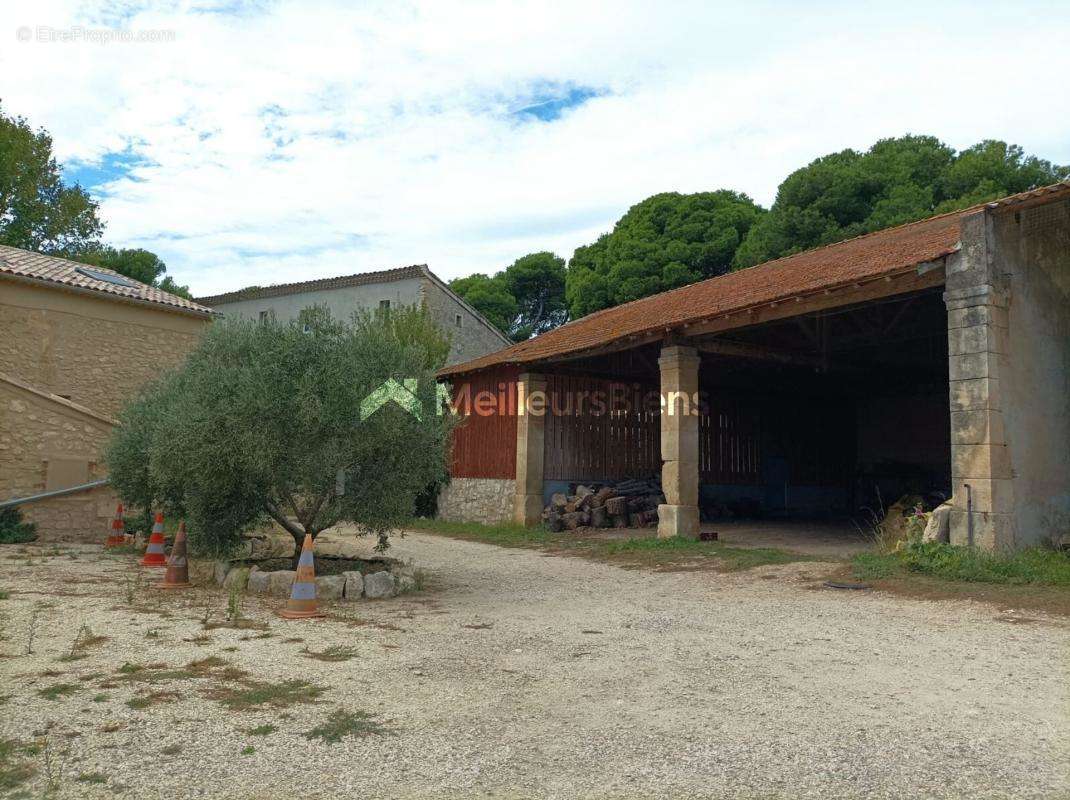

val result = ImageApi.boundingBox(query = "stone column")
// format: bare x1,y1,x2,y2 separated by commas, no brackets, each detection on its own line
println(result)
513,373,547,526
944,211,1016,549
657,345,700,539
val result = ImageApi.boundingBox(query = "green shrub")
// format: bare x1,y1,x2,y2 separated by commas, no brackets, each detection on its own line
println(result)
0,508,36,544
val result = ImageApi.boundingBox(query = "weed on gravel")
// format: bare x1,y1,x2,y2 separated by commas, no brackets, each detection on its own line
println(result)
302,644,358,662
245,724,277,736
37,683,79,701
76,771,108,784
0,738,37,792
208,679,326,711
304,710,389,743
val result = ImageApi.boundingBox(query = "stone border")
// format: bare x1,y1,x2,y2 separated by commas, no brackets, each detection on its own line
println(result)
213,559,418,601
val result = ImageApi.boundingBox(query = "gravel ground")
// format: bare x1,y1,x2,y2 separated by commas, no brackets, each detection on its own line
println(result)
0,533,1067,800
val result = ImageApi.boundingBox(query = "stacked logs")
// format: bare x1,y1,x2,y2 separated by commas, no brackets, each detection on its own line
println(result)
543,477,664,531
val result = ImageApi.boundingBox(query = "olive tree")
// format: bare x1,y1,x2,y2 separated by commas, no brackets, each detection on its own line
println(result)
106,307,452,566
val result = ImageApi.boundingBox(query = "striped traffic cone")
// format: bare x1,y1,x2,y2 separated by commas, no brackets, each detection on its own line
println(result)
140,512,168,567
278,533,324,619
105,503,125,548
158,521,191,589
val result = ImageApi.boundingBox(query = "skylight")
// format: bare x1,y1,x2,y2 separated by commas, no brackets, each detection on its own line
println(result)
75,266,139,288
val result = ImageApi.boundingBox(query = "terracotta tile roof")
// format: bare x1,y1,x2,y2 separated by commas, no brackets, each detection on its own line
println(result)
441,182,1070,378
195,264,430,306
0,246,213,316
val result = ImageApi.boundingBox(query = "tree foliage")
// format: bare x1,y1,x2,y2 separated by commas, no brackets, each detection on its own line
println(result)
106,306,452,563
450,251,568,341
565,190,764,318
733,136,1069,267
0,104,103,256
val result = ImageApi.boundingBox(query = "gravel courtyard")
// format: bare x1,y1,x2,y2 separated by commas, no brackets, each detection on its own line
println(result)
1,533,1067,800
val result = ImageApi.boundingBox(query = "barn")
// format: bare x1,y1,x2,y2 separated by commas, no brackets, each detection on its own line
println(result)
437,183,1070,551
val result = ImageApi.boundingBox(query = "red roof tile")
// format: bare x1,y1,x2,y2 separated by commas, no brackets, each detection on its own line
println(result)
441,182,1070,377
0,246,212,316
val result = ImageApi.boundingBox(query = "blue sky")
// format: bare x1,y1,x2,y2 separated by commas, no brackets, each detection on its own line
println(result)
2,0,1068,296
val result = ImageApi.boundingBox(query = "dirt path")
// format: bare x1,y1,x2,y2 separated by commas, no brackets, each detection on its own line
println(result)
0,534,1067,799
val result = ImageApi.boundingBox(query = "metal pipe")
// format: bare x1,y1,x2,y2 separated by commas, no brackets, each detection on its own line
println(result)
0,479,110,510
964,483,973,547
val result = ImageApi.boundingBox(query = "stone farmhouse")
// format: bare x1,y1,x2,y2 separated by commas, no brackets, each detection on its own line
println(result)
196,265,511,367
0,247,213,540
439,183,1070,551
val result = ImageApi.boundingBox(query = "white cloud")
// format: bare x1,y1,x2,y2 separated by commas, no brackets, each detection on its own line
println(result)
1,0,1067,295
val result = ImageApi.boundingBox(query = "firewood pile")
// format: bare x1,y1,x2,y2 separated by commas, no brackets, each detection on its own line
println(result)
543,477,664,531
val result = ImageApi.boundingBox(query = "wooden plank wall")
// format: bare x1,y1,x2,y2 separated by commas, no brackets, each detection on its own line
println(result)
543,375,660,482
698,399,762,485
447,366,519,479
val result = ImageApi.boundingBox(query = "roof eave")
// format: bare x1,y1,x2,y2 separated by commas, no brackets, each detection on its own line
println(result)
0,272,217,319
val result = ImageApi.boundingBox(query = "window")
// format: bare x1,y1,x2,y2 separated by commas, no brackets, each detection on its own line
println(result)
379,299,391,311
455,313,463,328
258,309,274,324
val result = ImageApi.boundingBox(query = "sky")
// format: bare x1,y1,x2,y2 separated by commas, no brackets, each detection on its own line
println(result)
1,1,1068,297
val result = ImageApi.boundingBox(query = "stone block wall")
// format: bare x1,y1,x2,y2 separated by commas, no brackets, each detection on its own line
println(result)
0,375,119,541
437,477,516,524
0,282,207,418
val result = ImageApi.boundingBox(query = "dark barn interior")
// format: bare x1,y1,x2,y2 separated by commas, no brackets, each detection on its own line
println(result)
539,286,950,523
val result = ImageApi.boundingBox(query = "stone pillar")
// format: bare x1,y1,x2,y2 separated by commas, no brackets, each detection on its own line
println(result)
513,373,547,526
944,212,1016,549
657,346,700,539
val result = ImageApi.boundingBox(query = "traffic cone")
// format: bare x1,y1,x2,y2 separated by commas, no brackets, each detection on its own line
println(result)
158,521,191,589
278,534,324,619
140,512,168,567
105,503,125,548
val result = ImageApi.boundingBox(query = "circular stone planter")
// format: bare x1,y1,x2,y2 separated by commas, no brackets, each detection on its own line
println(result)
215,555,418,602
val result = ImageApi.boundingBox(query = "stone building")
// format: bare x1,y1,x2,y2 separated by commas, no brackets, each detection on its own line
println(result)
196,264,511,367
439,183,1070,551
0,246,213,540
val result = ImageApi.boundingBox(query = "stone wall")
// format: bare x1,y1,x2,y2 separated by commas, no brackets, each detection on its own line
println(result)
437,477,516,524
420,277,512,366
0,375,119,542
945,197,1070,548
0,281,208,418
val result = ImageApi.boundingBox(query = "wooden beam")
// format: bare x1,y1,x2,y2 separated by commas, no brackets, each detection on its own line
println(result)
692,338,826,369
681,266,945,339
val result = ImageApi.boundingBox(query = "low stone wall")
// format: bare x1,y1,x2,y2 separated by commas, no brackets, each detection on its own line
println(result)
437,477,515,524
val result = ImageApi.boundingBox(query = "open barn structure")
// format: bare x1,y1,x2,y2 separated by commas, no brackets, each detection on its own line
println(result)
438,184,1070,551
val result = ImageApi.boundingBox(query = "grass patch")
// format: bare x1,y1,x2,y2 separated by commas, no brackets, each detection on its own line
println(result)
245,724,277,737
0,590,9,600
853,542,1070,586
76,772,108,784
304,710,389,743
37,683,78,701
409,518,819,572
302,645,358,662
92,693,109,702
841,540,1070,616
241,745,255,755
208,679,326,711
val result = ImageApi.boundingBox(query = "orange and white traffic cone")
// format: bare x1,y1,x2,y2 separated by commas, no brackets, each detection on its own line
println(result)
278,534,324,619
140,512,168,567
158,521,191,589
105,503,125,548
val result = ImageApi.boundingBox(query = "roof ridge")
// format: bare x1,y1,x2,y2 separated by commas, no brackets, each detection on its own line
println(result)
196,263,429,305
